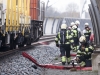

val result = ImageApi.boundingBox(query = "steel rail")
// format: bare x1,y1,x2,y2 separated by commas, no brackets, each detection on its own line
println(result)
0,35,56,57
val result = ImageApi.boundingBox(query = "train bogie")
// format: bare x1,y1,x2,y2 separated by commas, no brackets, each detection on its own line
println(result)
0,0,45,51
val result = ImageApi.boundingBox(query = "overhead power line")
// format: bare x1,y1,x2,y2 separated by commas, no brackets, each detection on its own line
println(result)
46,0,61,10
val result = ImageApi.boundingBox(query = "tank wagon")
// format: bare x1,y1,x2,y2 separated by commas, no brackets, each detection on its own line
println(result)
0,0,45,51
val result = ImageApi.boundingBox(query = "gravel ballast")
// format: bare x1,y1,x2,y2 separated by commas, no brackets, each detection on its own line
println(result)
0,42,98,75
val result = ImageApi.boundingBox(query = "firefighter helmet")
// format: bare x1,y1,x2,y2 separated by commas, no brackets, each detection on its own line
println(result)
70,22,75,26
84,23,89,26
75,20,80,25
72,25,77,29
61,24,67,29
79,36,86,42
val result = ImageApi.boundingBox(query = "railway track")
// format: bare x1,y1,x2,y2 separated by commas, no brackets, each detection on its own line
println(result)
39,34,56,40
0,34,56,57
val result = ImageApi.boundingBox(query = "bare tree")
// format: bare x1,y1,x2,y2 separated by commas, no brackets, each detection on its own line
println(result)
66,2,80,18
45,2,80,18
45,7,55,17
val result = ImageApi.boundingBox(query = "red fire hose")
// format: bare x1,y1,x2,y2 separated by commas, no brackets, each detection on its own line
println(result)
22,52,92,71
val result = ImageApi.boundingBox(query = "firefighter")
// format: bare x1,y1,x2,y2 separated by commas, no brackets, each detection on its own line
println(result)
70,22,75,29
84,39,94,67
83,23,91,44
76,36,87,67
79,35,89,47
76,45,86,67
79,35,94,54
76,36,94,67
68,22,75,33
68,26,71,31
55,24,74,65
75,20,81,38
71,25,79,52
69,22,75,51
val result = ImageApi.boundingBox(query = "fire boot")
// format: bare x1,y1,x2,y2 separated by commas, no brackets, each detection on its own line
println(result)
61,56,66,65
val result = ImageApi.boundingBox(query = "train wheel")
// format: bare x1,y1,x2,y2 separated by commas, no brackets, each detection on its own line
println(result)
26,38,31,45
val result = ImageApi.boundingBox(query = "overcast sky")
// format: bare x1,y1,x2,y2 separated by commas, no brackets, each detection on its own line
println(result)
41,0,90,13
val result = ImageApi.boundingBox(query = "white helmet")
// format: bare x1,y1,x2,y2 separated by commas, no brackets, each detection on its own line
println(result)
75,20,80,25
70,22,75,26
79,36,86,42
61,24,67,29
84,23,89,26
72,25,77,29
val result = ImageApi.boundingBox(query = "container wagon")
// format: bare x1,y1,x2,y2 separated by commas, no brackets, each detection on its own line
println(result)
0,0,45,51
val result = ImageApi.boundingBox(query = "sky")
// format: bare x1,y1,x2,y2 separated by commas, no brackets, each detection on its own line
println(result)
40,0,90,13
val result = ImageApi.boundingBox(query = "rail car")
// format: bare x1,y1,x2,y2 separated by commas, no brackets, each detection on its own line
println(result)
0,0,45,51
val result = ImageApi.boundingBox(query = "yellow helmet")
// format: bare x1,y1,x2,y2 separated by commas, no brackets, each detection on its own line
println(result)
75,20,80,25
79,36,86,42
61,24,67,29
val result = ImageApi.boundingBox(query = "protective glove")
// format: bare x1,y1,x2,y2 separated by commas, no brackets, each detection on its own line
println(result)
81,52,86,55
56,44,59,47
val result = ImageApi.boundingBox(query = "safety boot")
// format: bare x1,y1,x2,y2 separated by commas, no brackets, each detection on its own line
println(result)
67,57,71,65
80,61,86,67
61,56,66,65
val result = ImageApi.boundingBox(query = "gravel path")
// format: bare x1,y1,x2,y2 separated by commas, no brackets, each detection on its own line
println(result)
0,42,98,75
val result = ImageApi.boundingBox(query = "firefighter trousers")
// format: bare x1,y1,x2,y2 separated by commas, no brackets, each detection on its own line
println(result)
60,44,71,58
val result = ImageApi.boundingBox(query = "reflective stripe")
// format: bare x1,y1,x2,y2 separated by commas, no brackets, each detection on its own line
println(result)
80,61,85,67
84,30,91,36
77,50,81,53
77,46,79,50
73,46,77,52
71,31,74,36
76,55,80,56
82,52,86,54
59,42,70,44
85,48,88,52
70,40,74,43
88,52,91,54
85,35,89,36
73,30,78,37
71,45,74,49
65,42,70,44
61,56,66,62
67,57,71,62
89,30,91,32
77,50,86,55
66,31,68,39
58,33,60,39
55,32,60,42
89,46,94,50
55,38,58,41
69,35,72,38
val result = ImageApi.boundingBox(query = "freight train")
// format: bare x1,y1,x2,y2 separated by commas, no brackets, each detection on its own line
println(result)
0,0,45,51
